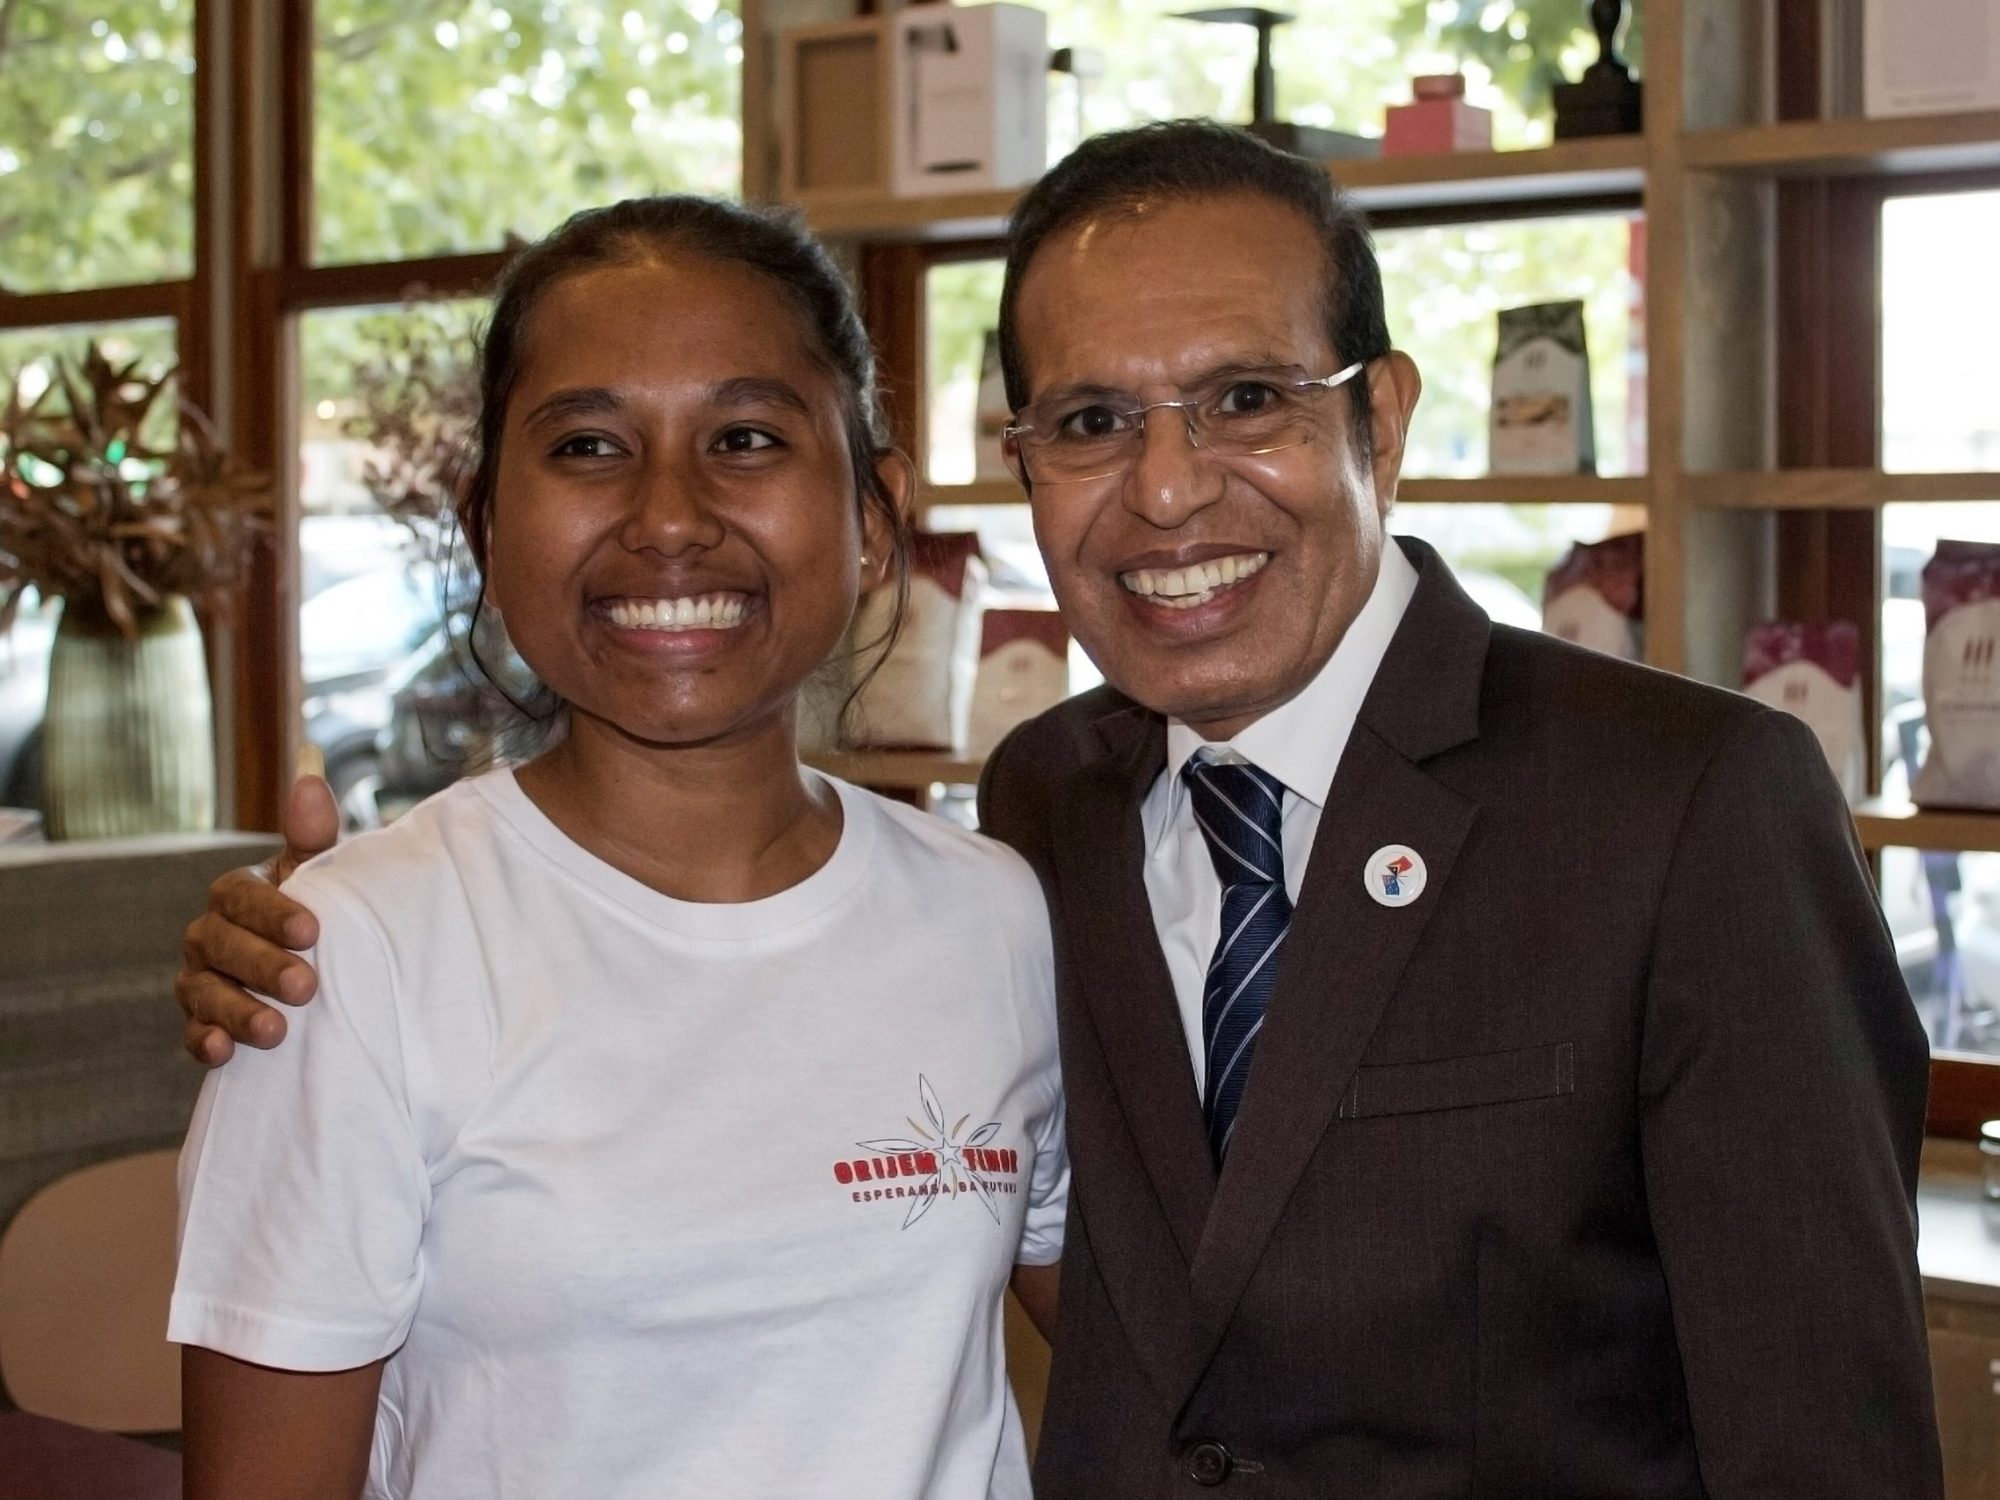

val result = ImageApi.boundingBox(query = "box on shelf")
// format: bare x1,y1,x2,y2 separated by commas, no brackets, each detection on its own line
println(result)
967,610,1068,760
1383,74,1493,157
1743,622,1864,802
777,16,894,209
891,3,1048,199
1864,0,2000,117
1542,531,1643,661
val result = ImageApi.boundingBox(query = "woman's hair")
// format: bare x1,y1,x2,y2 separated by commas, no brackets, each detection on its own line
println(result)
443,194,911,747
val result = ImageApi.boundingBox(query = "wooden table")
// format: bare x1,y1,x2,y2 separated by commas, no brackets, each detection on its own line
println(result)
0,1411,179,1499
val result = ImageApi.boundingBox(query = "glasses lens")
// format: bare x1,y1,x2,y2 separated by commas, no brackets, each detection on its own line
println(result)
1192,377,1318,456
1020,400,1138,482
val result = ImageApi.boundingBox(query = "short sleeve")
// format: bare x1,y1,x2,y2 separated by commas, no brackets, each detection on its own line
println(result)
169,871,430,1371
1012,877,1068,1268
1015,1089,1069,1267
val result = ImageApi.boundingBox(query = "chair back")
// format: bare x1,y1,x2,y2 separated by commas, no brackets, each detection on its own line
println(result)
0,1149,181,1432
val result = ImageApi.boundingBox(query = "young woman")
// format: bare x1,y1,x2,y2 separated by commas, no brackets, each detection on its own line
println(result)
169,197,1065,1500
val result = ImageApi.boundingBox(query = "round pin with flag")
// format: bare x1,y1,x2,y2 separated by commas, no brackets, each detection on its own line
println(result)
1365,844,1427,908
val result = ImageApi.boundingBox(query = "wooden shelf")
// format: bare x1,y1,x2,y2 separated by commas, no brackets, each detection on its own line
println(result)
1334,136,1646,212
920,479,1025,510
803,188,1021,242
804,139,1649,242
1854,800,2000,854
1397,475,1648,505
1687,469,2000,509
806,749,985,790
1682,111,2000,178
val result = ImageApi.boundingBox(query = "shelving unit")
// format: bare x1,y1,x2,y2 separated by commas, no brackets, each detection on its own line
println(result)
803,749,987,792
742,0,2000,835
1854,800,2000,856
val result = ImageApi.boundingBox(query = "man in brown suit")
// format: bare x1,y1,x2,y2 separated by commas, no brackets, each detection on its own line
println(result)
972,121,1939,1497
182,122,1940,1495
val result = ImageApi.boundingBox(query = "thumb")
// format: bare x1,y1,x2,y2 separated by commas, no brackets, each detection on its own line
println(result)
276,774,341,883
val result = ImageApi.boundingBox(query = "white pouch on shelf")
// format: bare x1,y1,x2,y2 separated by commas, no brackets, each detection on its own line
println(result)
847,531,987,753
966,609,1068,759
1913,540,2000,809
1541,532,1643,661
1490,300,1596,477
1742,621,1864,803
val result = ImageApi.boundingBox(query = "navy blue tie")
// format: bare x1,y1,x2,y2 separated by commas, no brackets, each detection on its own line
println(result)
1183,755,1292,1165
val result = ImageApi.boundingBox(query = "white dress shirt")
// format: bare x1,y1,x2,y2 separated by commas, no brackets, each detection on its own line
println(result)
1139,540,1420,1098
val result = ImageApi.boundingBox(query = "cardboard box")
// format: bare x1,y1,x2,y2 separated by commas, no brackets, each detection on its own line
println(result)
1864,0,2000,117
891,3,1048,198
1383,75,1493,157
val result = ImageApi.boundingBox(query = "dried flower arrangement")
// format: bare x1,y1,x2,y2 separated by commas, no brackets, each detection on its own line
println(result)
340,307,481,544
0,344,273,638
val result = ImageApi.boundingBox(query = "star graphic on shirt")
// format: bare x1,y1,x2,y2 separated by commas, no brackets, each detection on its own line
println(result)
858,1074,1004,1229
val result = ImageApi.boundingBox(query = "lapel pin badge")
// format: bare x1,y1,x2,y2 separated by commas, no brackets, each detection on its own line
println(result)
1365,844,1427,909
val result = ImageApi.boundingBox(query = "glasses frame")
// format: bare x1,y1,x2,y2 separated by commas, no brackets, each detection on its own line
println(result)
1002,361,1367,485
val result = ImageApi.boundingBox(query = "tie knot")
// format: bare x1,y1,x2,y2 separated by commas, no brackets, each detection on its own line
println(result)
1182,757,1287,887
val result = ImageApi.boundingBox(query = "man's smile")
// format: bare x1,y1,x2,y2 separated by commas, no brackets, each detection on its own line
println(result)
1118,551,1270,610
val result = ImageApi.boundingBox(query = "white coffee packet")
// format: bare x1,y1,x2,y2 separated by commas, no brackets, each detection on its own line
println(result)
966,609,1068,759
1913,540,2000,809
1542,531,1643,661
847,531,988,752
1491,300,1596,476
1743,621,1864,803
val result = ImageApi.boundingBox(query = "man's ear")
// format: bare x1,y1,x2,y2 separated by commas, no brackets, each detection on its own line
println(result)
1364,351,1422,514
1001,429,1031,496
862,449,916,593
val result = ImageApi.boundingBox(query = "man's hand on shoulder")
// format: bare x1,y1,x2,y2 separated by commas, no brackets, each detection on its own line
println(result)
177,776,340,1067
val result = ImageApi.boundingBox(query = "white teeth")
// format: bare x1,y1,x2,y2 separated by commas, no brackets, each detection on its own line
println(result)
1118,552,1268,603
607,594,747,632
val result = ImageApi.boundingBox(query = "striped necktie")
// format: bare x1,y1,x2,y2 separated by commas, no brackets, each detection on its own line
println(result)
1182,754,1292,1165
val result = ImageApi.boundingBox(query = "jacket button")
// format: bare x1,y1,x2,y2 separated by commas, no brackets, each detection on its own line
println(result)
1185,1439,1232,1486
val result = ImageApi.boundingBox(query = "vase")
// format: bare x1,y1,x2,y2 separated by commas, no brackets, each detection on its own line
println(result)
42,594,217,840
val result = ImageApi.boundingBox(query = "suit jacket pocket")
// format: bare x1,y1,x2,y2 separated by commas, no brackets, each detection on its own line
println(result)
1337,1041,1575,1120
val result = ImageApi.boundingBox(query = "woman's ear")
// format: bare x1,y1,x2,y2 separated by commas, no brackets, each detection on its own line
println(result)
862,449,916,593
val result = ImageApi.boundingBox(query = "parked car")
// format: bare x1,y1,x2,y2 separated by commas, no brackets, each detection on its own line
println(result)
0,556,460,831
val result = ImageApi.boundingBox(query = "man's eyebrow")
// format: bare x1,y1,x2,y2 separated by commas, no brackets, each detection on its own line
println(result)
704,376,813,415
520,386,622,429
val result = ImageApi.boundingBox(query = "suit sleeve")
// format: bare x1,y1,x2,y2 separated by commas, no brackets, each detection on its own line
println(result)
1638,707,1941,1498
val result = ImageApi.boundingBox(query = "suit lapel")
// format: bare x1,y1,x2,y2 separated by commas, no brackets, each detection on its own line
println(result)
1178,538,1494,1377
1051,708,1217,1261
1186,726,1476,1340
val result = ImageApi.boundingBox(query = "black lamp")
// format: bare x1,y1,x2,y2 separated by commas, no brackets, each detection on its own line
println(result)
1174,7,1380,159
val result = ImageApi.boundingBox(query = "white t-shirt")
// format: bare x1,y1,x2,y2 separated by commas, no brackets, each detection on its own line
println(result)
170,770,1067,1500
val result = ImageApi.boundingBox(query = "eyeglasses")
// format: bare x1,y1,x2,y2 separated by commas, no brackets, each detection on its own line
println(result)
1003,362,1366,485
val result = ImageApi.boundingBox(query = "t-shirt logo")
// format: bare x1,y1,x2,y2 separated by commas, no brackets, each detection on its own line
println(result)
830,1074,1023,1228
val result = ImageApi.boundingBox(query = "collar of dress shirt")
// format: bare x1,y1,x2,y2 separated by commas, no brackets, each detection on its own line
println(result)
1151,535,1421,846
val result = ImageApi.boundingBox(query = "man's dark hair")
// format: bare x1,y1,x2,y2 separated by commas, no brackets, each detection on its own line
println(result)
997,119,1390,442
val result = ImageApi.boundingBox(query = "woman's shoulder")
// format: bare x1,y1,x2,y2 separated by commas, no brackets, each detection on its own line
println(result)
282,773,508,942
845,780,1049,930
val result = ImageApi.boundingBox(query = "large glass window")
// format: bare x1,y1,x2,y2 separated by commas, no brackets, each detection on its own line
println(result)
1877,186,2000,1061
0,4,195,291
1380,213,1643,479
1035,0,1629,160
313,0,743,264
0,319,181,818
297,300,489,829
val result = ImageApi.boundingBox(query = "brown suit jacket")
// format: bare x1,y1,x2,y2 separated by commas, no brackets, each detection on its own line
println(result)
979,538,1940,1499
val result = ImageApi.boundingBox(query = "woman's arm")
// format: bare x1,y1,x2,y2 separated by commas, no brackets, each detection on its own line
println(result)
1009,1262,1060,1342
182,1347,385,1500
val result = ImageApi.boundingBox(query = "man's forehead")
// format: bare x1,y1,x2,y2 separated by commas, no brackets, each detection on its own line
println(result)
1014,197,1332,392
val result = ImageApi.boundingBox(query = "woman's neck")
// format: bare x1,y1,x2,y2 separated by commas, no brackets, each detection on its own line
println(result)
511,711,842,904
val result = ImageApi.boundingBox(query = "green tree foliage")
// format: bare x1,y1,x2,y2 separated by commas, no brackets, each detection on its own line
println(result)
312,0,741,264
0,0,196,292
